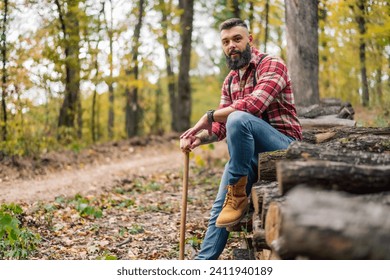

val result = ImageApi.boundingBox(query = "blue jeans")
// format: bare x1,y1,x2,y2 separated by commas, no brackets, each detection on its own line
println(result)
195,111,294,260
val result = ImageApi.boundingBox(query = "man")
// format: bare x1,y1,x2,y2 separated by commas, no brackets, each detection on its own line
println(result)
180,18,302,260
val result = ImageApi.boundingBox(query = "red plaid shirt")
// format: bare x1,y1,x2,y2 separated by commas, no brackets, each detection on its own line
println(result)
212,47,302,141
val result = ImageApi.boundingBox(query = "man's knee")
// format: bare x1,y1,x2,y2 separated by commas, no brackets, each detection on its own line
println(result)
226,111,248,130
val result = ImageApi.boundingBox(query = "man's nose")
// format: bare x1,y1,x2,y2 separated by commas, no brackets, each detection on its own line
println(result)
228,42,237,51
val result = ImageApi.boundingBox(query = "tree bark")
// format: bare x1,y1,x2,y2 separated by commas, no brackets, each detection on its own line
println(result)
355,0,369,106
258,150,287,182
57,0,81,131
285,0,320,106
286,141,390,165
56,0,81,140
277,160,390,195
231,0,240,18
1,0,8,141
176,0,194,132
105,0,115,139
125,0,145,138
159,0,177,131
263,0,270,53
299,114,356,129
265,186,390,259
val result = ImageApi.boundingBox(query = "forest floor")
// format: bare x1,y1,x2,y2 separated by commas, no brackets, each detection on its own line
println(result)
0,133,246,260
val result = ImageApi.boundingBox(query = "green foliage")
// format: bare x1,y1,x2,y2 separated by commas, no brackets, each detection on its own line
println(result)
71,194,103,219
1,0,389,158
97,253,118,260
0,203,41,259
186,236,201,249
128,224,145,235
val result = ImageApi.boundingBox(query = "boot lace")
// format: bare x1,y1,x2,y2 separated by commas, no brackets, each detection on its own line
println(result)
223,186,236,208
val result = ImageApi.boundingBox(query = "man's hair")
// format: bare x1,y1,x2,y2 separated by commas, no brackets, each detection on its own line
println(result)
219,18,248,32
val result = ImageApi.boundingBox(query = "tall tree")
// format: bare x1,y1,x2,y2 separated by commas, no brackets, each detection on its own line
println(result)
353,0,369,106
263,0,270,53
157,0,177,131
285,0,320,106
125,0,145,137
89,2,105,142
55,0,82,138
176,0,194,131
0,0,9,140
104,0,115,139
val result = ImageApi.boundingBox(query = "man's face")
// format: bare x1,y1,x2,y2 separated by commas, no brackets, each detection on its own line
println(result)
220,26,253,70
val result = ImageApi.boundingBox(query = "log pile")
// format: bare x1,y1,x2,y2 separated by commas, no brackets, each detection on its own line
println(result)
297,98,356,129
247,125,390,260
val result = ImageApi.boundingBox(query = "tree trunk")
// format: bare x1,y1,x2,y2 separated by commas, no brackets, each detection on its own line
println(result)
265,186,390,259
285,0,320,106
1,0,8,141
231,0,240,18
356,0,369,106
105,0,115,139
159,0,177,131
91,3,104,143
176,0,194,132
125,0,145,137
277,160,390,195
57,0,81,138
248,1,254,34
263,0,270,53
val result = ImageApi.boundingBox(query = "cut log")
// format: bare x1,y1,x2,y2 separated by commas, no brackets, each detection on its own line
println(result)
258,151,287,181
252,216,269,251
299,114,356,129
277,160,390,195
320,98,343,106
251,181,283,253
257,142,390,184
265,186,390,259
303,127,390,150
232,248,255,260
251,181,279,219
325,134,390,153
337,102,354,120
297,104,340,118
286,141,390,165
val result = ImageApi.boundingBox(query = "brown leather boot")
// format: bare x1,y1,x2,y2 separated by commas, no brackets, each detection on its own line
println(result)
216,176,248,228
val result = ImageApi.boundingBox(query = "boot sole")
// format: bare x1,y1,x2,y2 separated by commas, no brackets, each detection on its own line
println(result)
215,205,249,228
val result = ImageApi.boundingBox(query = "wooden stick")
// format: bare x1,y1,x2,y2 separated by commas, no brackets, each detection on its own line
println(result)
179,152,189,260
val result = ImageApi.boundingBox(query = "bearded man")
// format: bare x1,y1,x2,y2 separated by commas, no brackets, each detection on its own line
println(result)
180,18,302,260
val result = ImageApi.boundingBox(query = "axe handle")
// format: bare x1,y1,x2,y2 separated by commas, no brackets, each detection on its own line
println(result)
179,151,190,260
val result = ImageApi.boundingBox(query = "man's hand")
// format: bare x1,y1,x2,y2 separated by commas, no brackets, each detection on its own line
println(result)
179,136,201,153
179,114,211,153
180,114,212,140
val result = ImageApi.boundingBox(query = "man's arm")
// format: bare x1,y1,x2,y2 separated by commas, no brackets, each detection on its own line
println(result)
196,130,218,145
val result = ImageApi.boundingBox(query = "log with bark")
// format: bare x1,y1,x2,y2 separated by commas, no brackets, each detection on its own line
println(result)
251,182,283,252
258,151,287,181
257,141,390,183
286,141,390,165
302,126,390,147
299,114,356,129
265,186,390,259
277,160,390,195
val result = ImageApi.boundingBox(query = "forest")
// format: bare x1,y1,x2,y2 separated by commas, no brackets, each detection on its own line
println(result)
0,0,389,157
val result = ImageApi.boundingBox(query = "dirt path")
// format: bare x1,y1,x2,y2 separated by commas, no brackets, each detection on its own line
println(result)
0,141,228,203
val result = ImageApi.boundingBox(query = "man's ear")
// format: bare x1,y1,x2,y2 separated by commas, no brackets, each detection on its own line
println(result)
249,34,253,45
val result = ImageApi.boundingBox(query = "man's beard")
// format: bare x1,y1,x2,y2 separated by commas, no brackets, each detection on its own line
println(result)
225,44,252,70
